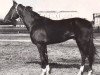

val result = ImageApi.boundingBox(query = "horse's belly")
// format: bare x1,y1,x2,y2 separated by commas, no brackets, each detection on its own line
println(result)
47,32,75,44
63,32,75,40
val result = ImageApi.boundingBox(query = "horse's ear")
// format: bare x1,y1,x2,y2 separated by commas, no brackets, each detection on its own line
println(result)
25,6,33,11
13,0,17,5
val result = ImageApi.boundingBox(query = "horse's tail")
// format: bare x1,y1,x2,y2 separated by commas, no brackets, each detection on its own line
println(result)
88,28,97,62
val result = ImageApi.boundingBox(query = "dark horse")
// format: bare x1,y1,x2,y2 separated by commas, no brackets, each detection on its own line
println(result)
4,1,96,75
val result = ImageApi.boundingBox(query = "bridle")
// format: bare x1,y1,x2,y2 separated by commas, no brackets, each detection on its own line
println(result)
11,4,24,23
11,4,19,19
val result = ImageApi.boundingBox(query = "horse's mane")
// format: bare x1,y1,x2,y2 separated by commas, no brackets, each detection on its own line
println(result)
25,6,52,22
25,6,40,17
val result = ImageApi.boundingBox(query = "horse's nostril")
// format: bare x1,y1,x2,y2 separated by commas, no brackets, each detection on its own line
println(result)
4,19,7,22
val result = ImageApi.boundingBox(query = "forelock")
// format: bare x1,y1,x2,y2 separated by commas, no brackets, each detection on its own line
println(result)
25,6,33,11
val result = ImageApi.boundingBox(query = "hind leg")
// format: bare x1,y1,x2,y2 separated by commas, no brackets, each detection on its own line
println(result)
87,42,95,75
77,54,86,75
87,53,94,75
76,39,88,75
77,56,86,75
87,56,93,75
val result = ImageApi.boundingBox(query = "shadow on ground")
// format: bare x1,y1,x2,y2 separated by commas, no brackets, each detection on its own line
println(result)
26,60,95,73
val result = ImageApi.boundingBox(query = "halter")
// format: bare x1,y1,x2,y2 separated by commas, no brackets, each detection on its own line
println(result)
15,4,19,14
11,4,19,19
11,4,23,23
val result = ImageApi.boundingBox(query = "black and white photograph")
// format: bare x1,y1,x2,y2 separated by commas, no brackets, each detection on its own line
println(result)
0,0,100,75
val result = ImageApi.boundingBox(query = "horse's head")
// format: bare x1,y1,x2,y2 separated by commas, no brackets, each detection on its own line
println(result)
4,0,22,22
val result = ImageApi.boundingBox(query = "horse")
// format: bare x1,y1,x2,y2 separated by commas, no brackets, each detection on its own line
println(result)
4,1,96,75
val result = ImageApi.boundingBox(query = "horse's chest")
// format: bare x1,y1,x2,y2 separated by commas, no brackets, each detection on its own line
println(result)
31,29,47,43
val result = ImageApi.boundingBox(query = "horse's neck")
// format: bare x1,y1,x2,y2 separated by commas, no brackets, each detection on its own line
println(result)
19,11,41,32
20,14,34,32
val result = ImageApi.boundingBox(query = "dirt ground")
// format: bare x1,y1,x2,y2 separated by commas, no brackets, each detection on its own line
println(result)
0,34,99,75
